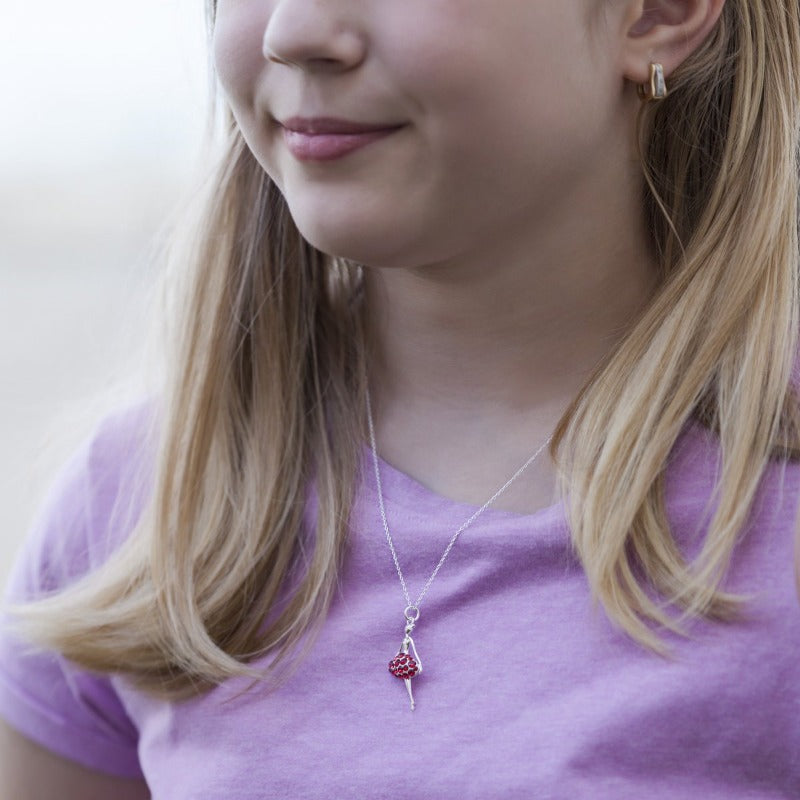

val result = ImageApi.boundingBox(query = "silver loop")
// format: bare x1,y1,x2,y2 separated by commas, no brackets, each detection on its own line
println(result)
404,605,420,622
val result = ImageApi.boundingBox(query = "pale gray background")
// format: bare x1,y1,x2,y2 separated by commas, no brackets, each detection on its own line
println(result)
1,2,212,589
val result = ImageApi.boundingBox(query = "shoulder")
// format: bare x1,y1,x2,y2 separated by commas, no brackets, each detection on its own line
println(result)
665,419,800,573
0,402,155,780
81,398,158,559
669,417,800,512
5,398,159,602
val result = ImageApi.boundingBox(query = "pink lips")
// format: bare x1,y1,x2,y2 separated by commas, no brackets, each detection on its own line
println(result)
277,117,406,161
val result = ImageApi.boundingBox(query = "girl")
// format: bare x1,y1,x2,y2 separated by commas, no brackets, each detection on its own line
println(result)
2,0,800,796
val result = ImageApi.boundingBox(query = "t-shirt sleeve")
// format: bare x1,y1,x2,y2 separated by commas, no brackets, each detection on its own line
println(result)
0,403,154,779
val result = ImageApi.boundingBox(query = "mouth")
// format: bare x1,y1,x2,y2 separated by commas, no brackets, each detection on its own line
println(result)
279,125,405,162
276,115,407,135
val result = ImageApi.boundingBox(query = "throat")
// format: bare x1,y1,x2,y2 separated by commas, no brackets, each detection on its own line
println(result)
368,417,562,517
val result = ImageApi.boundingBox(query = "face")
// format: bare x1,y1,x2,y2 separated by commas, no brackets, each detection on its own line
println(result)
212,0,626,269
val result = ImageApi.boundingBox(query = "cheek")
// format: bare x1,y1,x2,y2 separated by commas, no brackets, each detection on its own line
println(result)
212,1,270,108
430,12,602,157
391,2,587,136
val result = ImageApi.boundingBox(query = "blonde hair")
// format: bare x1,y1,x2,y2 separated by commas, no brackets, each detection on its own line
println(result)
3,0,800,701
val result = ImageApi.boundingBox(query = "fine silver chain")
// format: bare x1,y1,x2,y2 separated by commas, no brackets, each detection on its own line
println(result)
365,386,554,617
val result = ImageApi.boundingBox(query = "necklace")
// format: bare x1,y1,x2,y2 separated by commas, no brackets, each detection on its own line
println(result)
365,387,554,711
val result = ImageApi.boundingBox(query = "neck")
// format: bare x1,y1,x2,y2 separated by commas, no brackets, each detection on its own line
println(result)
362,147,660,514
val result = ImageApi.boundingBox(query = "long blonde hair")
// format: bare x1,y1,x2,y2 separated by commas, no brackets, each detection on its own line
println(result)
3,0,800,701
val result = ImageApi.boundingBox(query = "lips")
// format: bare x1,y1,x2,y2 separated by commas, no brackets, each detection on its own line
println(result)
274,115,407,161
278,116,406,135
280,126,402,161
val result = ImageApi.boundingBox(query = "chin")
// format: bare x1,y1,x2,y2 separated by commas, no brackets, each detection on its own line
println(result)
291,219,414,269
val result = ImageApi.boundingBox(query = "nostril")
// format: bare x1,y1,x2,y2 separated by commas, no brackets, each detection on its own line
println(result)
265,51,294,66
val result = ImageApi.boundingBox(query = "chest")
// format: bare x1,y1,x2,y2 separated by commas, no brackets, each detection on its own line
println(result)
123,568,800,800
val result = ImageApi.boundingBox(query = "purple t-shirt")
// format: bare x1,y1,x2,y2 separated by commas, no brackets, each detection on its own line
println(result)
1,402,800,798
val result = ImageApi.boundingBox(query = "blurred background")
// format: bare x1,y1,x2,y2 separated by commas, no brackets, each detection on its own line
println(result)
1,1,212,588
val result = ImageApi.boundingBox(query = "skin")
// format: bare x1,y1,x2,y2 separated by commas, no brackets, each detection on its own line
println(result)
213,0,726,515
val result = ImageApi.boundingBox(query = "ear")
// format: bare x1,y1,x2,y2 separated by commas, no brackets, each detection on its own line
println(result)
617,0,727,87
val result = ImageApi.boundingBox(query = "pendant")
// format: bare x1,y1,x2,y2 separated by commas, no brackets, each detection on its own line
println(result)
388,607,422,710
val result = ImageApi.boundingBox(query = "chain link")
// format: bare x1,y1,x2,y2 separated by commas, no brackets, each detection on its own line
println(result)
365,386,554,619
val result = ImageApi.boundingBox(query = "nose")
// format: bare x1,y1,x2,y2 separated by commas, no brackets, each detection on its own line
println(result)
262,1,366,72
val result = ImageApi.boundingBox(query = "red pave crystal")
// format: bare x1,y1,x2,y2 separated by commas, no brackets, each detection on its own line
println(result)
389,652,419,679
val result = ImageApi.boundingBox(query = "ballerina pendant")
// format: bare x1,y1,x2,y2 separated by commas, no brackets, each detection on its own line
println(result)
388,611,423,710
